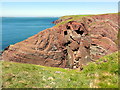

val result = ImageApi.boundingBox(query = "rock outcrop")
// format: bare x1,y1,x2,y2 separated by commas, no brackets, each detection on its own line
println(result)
2,14,118,69
52,17,72,24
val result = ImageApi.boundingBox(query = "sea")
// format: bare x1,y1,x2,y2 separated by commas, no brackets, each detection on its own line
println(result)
1,17,59,51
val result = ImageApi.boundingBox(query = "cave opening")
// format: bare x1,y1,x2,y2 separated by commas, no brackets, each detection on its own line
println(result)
66,25,71,29
64,31,67,35
75,30,84,35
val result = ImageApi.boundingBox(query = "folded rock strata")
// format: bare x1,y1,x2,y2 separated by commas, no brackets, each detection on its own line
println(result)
2,14,118,69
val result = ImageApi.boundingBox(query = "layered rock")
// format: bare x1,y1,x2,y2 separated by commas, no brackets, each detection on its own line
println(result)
2,14,118,69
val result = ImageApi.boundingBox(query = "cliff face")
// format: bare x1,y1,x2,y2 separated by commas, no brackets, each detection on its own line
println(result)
2,14,118,69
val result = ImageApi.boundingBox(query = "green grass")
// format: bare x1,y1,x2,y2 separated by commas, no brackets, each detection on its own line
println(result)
54,13,118,27
60,14,91,19
1,52,118,88
55,15,91,27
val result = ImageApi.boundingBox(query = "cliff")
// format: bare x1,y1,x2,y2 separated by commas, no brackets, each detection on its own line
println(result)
2,13,118,69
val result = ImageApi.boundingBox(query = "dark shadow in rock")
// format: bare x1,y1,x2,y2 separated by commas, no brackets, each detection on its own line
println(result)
75,30,84,35
4,45,10,51
64,41,71,46
66,25,71,29
72,47,79,51
91,44,97,46
84,46,90,49
64,31,67,35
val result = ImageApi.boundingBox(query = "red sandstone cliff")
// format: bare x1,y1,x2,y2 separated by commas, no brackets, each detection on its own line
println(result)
2,14,118,69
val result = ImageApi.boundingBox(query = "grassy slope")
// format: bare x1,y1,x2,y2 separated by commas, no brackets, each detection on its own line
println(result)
55,13,118,27
55,15,91,27
1,52,118,88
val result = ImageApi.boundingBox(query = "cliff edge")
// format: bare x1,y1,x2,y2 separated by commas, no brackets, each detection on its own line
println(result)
2,13,118,69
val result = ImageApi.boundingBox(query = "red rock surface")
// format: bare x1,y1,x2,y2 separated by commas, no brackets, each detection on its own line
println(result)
2,14,118,69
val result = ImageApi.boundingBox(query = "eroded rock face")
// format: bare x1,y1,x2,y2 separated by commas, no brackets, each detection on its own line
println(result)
2,14,118,69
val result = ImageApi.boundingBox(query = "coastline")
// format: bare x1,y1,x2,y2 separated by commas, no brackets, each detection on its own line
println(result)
2,13,118,69
2,17,58,51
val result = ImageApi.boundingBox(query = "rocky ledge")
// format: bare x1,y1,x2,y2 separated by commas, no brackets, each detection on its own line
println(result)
2,14,118,69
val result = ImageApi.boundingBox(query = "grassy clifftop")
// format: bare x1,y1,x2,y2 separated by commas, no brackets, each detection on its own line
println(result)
1,52,118,88
55,13,118,27
55,15,91,27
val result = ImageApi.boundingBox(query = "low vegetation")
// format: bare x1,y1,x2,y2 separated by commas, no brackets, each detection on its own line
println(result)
1,52,118,88
55,15,91,27
55,13,117,27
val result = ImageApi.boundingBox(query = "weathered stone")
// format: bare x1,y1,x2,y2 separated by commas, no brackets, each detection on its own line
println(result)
2,14,118,69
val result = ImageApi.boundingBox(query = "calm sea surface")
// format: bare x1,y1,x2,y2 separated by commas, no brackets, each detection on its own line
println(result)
1,17,58,51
